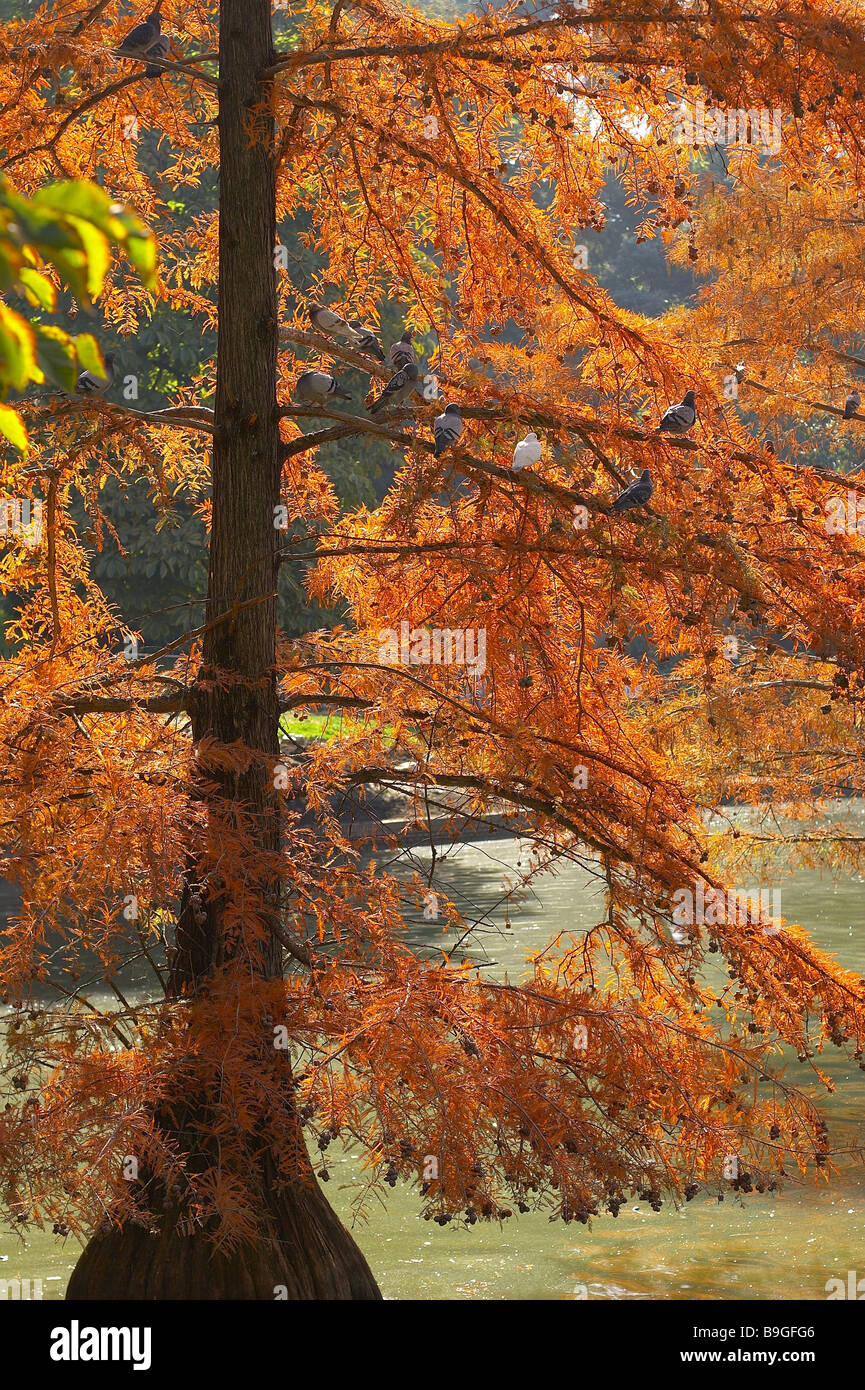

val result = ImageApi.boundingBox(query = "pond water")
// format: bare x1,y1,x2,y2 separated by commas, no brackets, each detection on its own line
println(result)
1,813,863,1300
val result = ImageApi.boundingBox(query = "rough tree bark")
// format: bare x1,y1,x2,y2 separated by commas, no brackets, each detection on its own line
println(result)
67,0,382,1301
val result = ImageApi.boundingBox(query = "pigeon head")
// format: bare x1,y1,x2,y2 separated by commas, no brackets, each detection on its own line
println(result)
148,7,162,20
403,362,419,380
444,402,460,415
682,390,696,407
400,331,412,342
640,468,650,482
525,431,538,442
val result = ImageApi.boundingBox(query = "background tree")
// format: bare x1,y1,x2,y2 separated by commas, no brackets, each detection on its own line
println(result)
1,0,864,1300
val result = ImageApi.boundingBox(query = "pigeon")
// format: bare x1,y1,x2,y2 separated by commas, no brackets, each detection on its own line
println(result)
117,9,161,56
659,389,696,434
433,403,463,457
764,436,775,454
512,430,541,471
611,468,653,514
295,370,351,404
76,352,116,395
143,34,170,77
390,331,415,370
844,390,861,420
306,302,362,343
348,320,385,361
368,361,419,415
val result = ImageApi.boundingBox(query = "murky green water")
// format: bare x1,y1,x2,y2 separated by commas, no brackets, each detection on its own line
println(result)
1,815,863,1300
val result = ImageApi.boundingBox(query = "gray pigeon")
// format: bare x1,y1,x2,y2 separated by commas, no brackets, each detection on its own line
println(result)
348,320,384,361
295,370,351,404
118,9,161,56
612,468,653,514
844,390,861,420
390,331,415,370
764,436,775,454
306,302,362,344
659,390,696,433
76,352,116,395
433,403,463,457
143,34,170,77
368,361,419,415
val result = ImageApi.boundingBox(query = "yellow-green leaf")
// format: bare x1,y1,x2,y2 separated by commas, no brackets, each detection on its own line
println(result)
18,267,57,312
0,401,28,452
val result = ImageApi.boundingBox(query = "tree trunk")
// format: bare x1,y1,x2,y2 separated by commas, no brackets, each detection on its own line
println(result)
66,1170,381,1301
67,0,382,1301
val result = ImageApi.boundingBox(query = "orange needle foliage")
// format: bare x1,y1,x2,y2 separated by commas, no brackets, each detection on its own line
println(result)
0,0,864,1274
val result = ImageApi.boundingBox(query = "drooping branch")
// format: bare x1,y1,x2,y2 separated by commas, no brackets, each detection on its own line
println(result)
109,50,219,89
28,398,216,437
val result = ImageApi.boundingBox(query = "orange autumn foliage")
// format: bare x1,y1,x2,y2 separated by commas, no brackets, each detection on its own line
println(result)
0,0,864,1256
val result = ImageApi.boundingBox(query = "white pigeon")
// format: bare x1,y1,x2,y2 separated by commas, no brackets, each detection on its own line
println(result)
512,431,541,471
659,389,696,434
433,403,463,457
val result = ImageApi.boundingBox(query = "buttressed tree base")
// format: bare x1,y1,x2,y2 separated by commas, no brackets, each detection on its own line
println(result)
1,0,864,1301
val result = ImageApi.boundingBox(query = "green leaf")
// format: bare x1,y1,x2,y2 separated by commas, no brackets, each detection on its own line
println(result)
34,324,78,394
64,215,111,299
73,333,104,375
32,184,157,290
123,229,158,290
0,240,22,290
18,266,56,311
43,244,90,304
31,181,114,226
0,401,28,452
0,302,41,390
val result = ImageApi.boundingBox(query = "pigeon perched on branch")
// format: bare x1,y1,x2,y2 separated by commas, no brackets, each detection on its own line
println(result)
295,370,351,404
844,390,861,420
348,320,385,361
117,9,161,56
306,302,362,344
512,431,541,471
76,353,116,395
368,361,419,415
143,34,170,77
433,403,463,457
390,331,415,370
612,468,653,514
659,390,696,434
